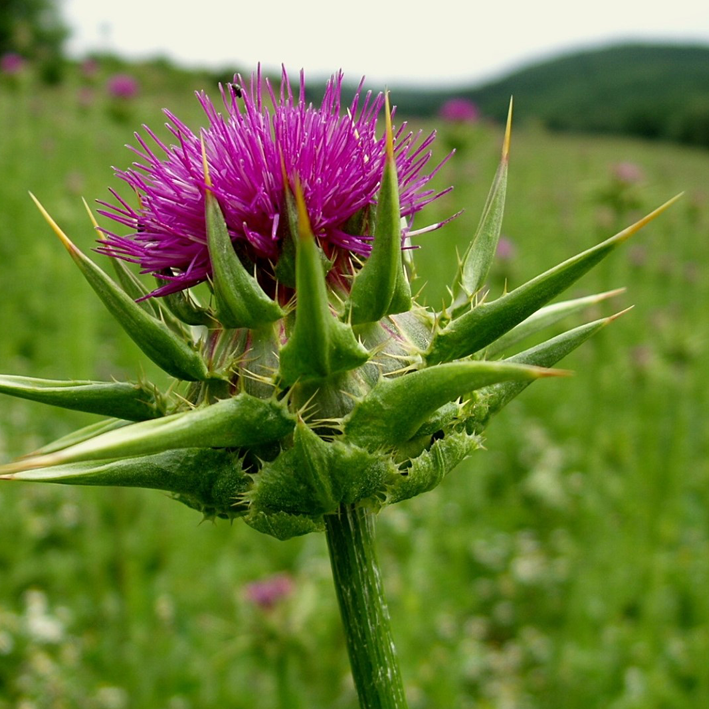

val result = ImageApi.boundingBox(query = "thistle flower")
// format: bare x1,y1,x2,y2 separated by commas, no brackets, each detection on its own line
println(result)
0,67,676,538
1,52,25,75
106,73,139,100
245,573,294,610
0,66,677,708
612,161,645,185
439,97,480,124
99,67,451,298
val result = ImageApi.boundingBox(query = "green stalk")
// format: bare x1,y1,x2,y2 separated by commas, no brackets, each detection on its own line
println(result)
325,504,409,709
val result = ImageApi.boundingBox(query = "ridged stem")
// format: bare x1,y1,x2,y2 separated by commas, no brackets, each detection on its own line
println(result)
325,504,409,709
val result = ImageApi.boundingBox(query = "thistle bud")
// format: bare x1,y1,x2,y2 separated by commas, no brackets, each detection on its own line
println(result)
0,67,677,540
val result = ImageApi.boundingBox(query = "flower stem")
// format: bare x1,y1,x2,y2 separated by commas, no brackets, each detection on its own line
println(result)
325,504,409,709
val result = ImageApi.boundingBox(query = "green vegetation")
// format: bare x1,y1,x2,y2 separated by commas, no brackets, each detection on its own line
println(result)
0,0,68,83
1,61,708,708
386,43,709,149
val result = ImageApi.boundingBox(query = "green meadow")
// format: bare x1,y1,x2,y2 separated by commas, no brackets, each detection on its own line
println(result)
1,65,708,708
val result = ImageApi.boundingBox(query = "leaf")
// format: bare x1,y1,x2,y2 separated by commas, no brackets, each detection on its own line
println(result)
250,422,396,516
204,183,283,328
0,448,252,520
452,98,512,304
484,288,624,357
31,194,213,382
0,375,163,421
1,393,295,474
279,182,369,385
386,429,482,505
343,360,564,449
349,95,411,323
472,311,626,430
427,195,680,365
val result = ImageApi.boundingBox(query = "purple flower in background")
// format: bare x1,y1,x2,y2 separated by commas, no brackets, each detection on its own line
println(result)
81,58,100,79
106,73,139,99
245,573,294,610
495,235,516,261
612,161,644,185
438,97,480,124
1,53,25,75
99,66,452,297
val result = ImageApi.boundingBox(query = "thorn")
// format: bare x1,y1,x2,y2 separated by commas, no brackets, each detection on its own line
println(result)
605,305,634,324
294,179,313,243
594,287,626,301
614,193,683,244
200,135,213,190
537,367,573,378
384,91,395,162
502,97,513,161
296,389,321,420
29,193,77,253
384,363,418,377
81,197,104,239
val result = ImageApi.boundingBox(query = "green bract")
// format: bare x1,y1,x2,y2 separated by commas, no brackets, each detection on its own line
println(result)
0,104,677,540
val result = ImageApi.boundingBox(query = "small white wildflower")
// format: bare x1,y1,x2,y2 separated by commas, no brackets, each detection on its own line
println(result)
24,590,65,644
96,686,129,709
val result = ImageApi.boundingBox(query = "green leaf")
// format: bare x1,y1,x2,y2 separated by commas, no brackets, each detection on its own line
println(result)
349,98,411,323
427,196,680,365
0,448,251,520
31,194,213,382
279,183,369,385
472,312,624,431
1,393,295,474
87,198,194,333
484,288,624,357
249,422,396,517
205,188,284,328
452,100,512,305
0,375,163,421
343,360,563,449
28,418,130,456
386,429,482,505
244,509,324,540
160,285,215,327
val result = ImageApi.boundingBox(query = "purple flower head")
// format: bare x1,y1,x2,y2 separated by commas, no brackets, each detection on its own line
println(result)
439,97,480,124
98,66,453,297
1,53,25,75
244,573,294,610
106,73,139,99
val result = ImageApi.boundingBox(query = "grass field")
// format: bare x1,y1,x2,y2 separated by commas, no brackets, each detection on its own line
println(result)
1,63,708,708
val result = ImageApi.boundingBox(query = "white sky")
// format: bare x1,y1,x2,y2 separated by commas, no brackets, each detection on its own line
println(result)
63,0,709,87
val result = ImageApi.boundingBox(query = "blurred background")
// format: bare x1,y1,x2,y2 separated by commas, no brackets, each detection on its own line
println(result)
1,1,708,707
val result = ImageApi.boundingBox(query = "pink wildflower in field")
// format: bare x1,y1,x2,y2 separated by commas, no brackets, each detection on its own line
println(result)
1,53,25,75
81,58,100,80
99,66,453,297
612,161,644,185
439,97,480,124
496,235,516,261
106,73,139,99
245,573,294,610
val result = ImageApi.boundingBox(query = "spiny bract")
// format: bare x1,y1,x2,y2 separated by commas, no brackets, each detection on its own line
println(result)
0,68,677,540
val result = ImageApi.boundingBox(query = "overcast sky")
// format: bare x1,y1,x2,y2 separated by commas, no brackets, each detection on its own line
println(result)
63,0,709,87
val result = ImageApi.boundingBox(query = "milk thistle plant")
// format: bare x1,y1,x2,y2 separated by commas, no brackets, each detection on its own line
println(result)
0,67,676,707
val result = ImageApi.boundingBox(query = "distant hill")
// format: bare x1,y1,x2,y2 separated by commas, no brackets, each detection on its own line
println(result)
89,43,709,148
386,43,709,147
